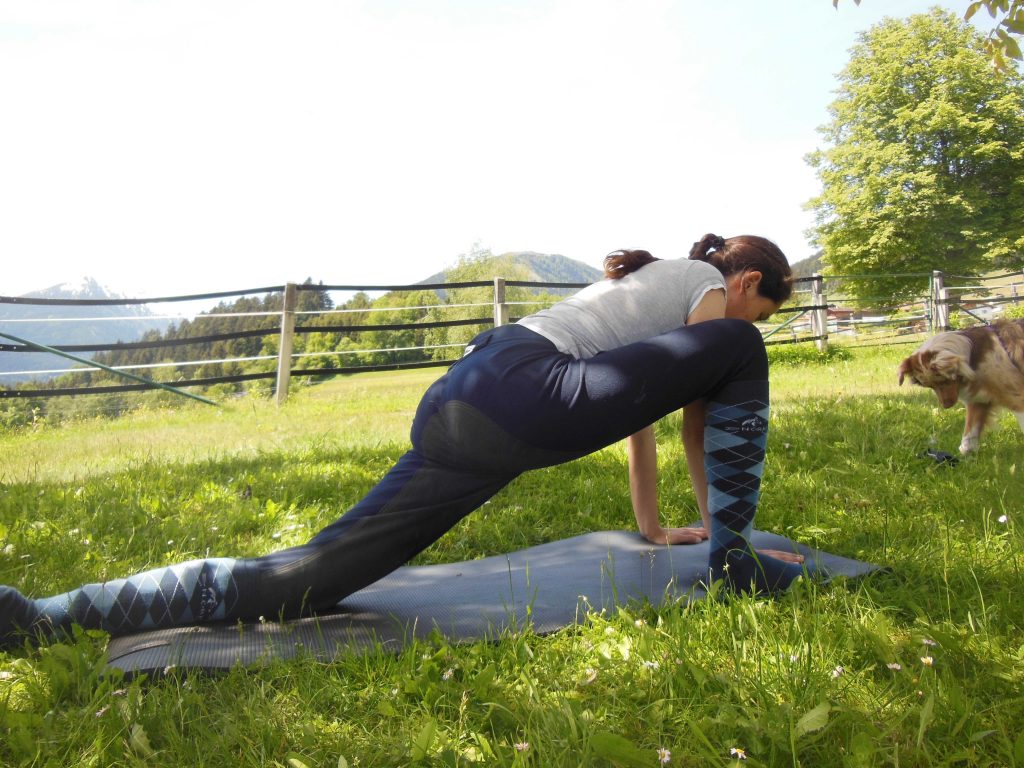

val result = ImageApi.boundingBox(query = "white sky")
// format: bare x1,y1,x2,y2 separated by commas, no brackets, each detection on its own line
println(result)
0,0,978,298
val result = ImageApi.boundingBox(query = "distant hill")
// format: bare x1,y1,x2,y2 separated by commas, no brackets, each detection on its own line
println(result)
787,252,851,298
790,252,824,280
419,251,602,293
0,278,171,382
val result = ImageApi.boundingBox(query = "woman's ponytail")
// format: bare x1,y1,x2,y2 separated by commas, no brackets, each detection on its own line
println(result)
688,234,727,261
603,249,659,280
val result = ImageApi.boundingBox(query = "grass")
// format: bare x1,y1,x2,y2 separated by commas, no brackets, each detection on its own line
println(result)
2,346,1024,766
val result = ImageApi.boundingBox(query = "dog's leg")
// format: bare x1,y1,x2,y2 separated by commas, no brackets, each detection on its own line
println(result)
1015,411,1024,434
960,402,991,454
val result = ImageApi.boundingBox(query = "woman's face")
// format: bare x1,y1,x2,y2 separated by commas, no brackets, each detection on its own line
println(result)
723,270,781,323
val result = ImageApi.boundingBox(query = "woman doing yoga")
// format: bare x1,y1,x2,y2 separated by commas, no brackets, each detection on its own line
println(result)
0,233,807,647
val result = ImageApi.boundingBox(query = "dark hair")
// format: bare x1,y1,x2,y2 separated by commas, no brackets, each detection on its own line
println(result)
688,233,793,304
603,249,659,280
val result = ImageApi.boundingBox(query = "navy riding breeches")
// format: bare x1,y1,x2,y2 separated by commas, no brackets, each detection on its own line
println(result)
247,318,769,617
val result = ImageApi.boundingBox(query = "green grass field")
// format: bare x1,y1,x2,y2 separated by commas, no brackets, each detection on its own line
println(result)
2,345,1023,767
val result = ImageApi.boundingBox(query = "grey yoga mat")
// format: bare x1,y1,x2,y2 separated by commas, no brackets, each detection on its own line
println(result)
105,530,878,676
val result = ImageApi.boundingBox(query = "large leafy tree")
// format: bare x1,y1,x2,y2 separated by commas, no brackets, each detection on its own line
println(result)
806,9,1024,303
835,1,1024,70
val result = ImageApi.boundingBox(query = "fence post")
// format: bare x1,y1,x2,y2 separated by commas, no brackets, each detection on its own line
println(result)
930,270,949,332
275,282,298,406
493,277,509,327
810,274,829,352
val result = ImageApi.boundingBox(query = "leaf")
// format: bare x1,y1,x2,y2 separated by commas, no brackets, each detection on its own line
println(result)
589,731,650,768
338,758,349,768
473,662,496,695
288,759,311,768
129,723,156,758
999,31,1023,59
849,731,875,758
409,718,437,762
916,693,935,747
966,1,984,21
794,702,832,738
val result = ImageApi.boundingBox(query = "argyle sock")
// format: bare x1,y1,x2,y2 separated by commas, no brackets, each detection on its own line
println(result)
0,585,43,648
24,558,245,640
704,381,805,593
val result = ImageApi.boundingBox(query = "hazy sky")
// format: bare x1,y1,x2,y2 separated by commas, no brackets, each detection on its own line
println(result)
0,0,977,298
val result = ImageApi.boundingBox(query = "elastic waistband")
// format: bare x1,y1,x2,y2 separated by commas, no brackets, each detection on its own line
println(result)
493,323,556,346
464,323,559,356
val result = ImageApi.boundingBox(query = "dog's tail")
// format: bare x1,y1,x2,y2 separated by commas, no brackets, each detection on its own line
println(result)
995,319,1024,374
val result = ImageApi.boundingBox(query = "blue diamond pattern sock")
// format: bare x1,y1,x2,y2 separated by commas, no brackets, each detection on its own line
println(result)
27,558,244,638
705,381,806,593
0,585,43,647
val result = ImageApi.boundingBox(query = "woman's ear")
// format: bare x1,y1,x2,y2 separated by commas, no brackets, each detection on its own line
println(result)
742,270,763,294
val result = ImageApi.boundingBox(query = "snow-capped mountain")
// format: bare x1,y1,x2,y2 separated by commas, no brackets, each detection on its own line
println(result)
0,277,172,383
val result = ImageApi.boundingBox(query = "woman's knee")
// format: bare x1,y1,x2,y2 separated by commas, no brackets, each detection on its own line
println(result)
707,318,768,380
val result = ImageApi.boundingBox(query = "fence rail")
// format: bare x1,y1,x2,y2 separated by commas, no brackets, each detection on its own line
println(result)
1,269,1022,406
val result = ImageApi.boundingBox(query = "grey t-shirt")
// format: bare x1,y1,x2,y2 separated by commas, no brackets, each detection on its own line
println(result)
517,259,726,359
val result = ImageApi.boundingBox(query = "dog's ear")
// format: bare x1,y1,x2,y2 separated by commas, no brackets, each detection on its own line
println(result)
955,355,975,381
897,356,914,385
930,350,967,380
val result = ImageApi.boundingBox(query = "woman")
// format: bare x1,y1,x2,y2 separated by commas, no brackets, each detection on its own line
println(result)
0,233,808,647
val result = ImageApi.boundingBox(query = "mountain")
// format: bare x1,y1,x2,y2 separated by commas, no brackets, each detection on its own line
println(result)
790,252,824,280
419,251,602,294
0,277,172,383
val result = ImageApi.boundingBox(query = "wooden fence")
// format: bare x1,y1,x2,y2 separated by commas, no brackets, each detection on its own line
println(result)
1,270,1022,405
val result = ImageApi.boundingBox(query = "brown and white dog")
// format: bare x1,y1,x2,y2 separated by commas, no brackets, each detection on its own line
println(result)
898,319,1024,453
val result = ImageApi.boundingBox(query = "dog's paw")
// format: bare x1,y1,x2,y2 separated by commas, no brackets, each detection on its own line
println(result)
958,437,979,454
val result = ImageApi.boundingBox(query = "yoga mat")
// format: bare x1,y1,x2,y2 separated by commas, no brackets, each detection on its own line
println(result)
105,530,878,676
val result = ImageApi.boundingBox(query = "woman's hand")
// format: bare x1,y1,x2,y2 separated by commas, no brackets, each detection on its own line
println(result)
642,526,709,546
755,548,805,564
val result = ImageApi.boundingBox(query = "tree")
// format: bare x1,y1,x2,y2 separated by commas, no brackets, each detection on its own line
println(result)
834,0,1024,70
806,9,1024,303
423,249,535,360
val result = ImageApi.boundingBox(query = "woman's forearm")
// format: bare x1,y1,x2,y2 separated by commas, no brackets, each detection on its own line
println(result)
682,401,710,532
627,425,661,539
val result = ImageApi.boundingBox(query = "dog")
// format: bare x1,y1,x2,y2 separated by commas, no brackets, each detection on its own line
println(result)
898,318,1024,453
